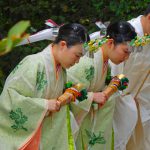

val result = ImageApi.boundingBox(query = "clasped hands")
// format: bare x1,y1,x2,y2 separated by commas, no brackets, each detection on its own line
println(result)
47,91,108,113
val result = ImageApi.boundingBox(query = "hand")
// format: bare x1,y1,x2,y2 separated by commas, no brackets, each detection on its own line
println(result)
47,99,61,112
57,92,74,106
93,92,108,108
65,92,75,103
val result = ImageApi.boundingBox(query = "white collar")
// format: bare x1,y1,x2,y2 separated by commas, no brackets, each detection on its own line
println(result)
128,15,144,36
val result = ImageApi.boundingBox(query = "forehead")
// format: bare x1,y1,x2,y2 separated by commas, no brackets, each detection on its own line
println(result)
115,42,134,52
68,43,84,53
116,42,128,47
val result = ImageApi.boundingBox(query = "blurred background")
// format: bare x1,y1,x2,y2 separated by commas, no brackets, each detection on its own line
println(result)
0,0,149,93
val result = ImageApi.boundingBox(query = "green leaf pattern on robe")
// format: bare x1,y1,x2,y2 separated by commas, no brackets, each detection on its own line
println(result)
85,129,106,149
9,108,28,131
36,71,47,91
85,66,94,82
52,147,56,150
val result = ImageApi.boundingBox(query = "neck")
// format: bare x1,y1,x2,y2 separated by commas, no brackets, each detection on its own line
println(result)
141,15,147,35
51,44,60,66
101,44,109,62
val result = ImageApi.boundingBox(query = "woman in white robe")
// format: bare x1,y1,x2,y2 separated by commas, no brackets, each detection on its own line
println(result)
111,6,150,150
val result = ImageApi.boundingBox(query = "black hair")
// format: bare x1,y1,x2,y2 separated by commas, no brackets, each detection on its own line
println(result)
53,23,90,46
144,4,150,16
106,21,137,44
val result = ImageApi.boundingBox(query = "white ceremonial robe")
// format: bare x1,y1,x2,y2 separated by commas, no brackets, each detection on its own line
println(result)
110,15,150,150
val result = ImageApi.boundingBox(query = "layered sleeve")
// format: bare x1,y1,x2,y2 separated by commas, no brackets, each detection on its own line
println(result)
67,56,95,126
0,55,49,149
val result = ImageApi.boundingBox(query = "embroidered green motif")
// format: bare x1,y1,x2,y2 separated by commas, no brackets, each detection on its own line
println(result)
9,108,28,131
36,71,47,91
85,129,106,149
105,65,112,85
12,61,24,74
85,66,94,81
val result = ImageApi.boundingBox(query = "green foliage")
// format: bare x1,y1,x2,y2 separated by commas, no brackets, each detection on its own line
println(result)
1,0,148,34
0,0,149,93
0,21,30,56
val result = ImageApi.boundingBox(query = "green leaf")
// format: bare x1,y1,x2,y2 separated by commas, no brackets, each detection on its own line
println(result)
0,39,7,53
0,21,30,56
8,21,30,38
5,38,13,53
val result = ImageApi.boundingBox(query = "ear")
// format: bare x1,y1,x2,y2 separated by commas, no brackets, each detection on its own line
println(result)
107,39,114,48
147,14,150,21
59,41,67,50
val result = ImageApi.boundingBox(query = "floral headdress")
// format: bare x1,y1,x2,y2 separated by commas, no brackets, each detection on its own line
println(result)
84,34,150,54
130,34,150,47
84,37,108,53
129,34,150,52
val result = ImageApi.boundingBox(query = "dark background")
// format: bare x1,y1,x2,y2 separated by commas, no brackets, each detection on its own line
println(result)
0,0,149,92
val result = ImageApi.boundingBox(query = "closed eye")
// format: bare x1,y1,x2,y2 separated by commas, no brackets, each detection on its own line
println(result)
124,49,130,54
76,55,80,58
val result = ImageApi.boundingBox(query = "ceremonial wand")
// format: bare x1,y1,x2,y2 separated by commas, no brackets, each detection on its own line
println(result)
57,83,85,106
103,74,129,98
